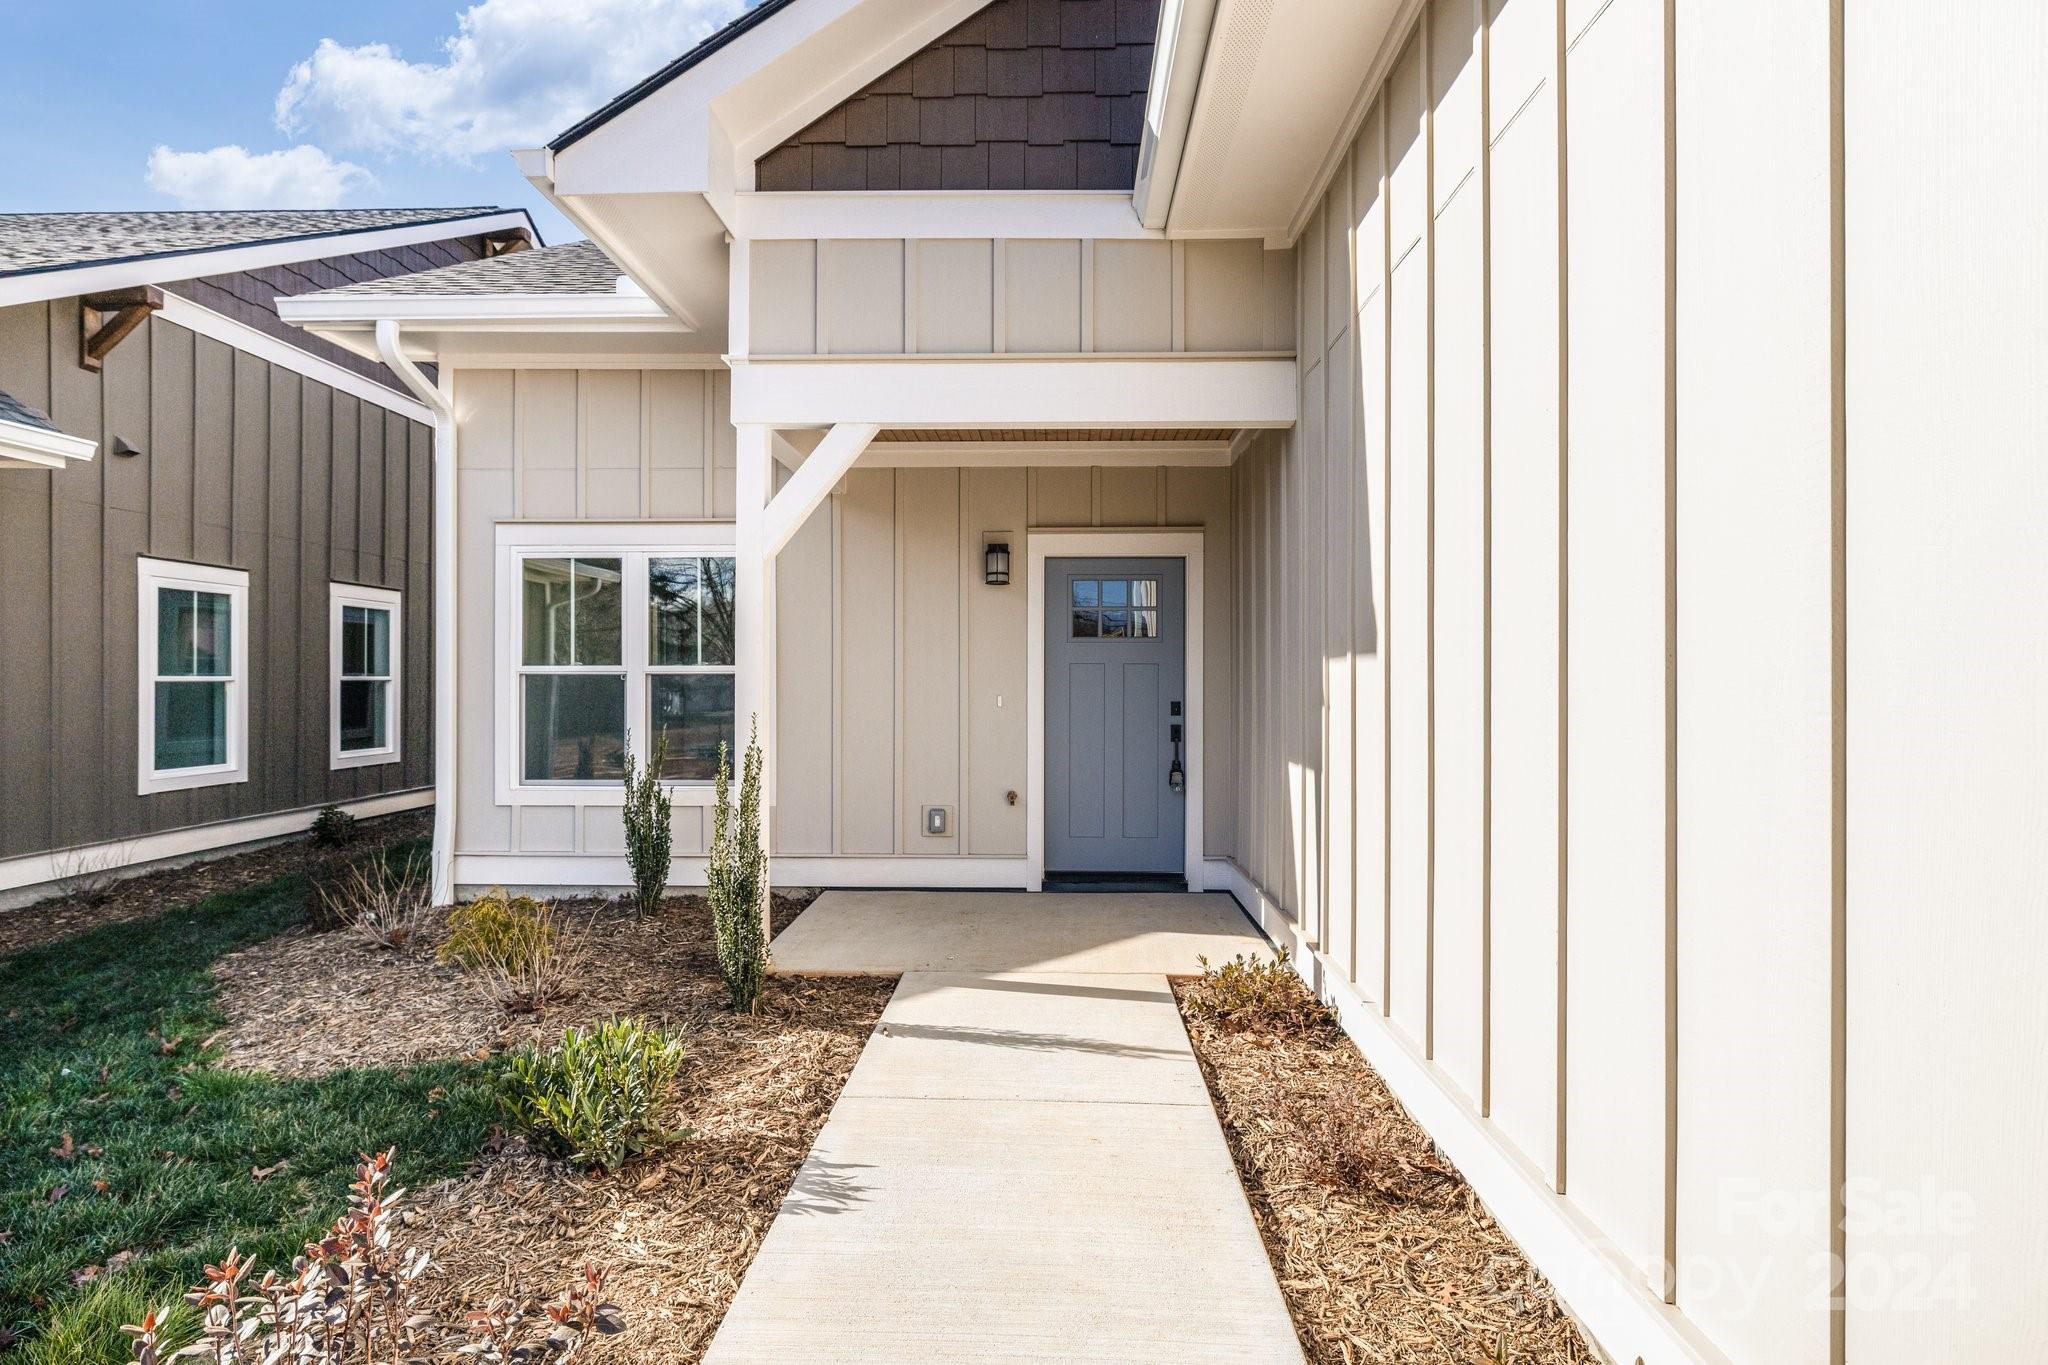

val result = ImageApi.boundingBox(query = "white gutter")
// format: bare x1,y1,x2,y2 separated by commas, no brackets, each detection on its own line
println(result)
375,319,460,905
1132,0,1221,230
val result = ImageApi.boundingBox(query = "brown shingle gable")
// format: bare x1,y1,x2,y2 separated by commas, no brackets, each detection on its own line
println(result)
755,0,1159,192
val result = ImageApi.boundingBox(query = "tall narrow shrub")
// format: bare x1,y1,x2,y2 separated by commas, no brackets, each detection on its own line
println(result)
708,716,768,1012
621,733,674,916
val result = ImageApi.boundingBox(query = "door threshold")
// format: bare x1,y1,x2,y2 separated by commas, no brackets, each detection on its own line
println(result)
1041,872,1190,894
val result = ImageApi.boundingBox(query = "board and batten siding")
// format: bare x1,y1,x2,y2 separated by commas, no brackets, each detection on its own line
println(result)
0,298,432,861
449,368,736,862
775,463,1235,861
749,237,1294,355
1237,0,2048,1359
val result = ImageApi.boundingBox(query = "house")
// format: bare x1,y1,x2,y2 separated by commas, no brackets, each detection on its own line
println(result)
279,2,2046,1363
0,208,535,901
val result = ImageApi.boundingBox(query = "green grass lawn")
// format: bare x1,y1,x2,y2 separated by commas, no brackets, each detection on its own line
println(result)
0,861,498,1357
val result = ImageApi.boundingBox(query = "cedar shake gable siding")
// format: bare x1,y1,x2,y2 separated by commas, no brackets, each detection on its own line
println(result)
756,0,1161,191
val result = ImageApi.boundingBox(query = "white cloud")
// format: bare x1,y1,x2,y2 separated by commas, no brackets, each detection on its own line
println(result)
275,0,747,164
145,144,378,209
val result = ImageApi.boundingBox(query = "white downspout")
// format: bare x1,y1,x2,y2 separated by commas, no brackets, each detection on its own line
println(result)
375,320,459,905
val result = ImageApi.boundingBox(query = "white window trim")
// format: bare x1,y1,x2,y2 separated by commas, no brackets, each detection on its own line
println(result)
330,582,404,770
493,521,738,808
137,557,250,796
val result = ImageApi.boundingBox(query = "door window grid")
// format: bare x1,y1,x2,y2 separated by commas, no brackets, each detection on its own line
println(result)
1070,577,1160,640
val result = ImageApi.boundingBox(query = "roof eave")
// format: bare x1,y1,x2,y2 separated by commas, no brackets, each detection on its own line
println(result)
0,417,98,471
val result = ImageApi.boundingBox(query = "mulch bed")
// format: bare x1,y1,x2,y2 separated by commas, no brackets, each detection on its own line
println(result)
212,891,895,1363
0,809,431,959
1174,977,1597,1365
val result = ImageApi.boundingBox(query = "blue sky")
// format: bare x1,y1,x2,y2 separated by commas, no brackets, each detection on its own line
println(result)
0,0,755,246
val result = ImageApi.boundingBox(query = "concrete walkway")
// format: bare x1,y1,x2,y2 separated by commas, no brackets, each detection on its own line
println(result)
769,889,1270,976
703,965,1304,1363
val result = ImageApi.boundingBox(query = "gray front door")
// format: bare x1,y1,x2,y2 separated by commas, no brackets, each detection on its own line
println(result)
1045,557,1186,876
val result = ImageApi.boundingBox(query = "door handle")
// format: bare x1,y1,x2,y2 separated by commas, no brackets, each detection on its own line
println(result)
1168,715,1185,792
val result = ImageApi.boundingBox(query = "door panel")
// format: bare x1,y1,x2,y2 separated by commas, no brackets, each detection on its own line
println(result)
1046,557,1185,874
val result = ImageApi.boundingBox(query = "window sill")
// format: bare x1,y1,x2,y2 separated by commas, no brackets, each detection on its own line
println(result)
332,749,402,771
138,765,249,797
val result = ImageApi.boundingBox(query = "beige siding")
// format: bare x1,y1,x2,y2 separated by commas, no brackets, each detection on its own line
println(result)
1218,0,2048,1358
749,236,1293,356
1845,5,2048,1362
449,368,734,859
776,463,1234,859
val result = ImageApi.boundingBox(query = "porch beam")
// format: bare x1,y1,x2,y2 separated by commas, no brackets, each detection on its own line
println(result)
728,357,1297,430
761,421,879,559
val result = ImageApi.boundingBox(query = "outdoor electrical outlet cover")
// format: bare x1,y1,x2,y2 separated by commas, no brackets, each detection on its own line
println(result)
924,806,949,836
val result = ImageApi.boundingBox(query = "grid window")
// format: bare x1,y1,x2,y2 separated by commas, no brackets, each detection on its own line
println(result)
1071,578,1160,640
330,584,402,768
139,558,248,795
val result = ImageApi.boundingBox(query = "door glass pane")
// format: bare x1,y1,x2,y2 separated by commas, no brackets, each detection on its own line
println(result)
700,557,736,665
1072,607,1099,638
572,559,622,666
1132,609,1158,638
158,588,230,676
522,559,574,665
339,679,387,751
1099,608,1130,638
649,557,701,666
1070,579,1098,608
1100,579,1129,607
155,680,227,770
650,673,736,781
1130,579,1158,607
522,674,626,781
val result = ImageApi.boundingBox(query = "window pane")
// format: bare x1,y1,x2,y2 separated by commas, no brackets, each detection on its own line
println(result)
1132,608,1158,638
366,607,390,676
522,559,574,665
650,673,736,782
649,557,701,666
522,674,626,781
1070,579,1098,609
1100,608,1130,638
339,679,387,752
158,588,230,676
341,604,374,677
700,557,735,665
1072,608,1099,638
1131,579,1158,608
155,680,226,770
573,559,623,666
1101,579,1129,607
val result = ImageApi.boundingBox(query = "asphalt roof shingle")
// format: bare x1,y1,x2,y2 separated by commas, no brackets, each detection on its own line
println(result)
300,239,623,299
0,388,58,433
0,209,512,278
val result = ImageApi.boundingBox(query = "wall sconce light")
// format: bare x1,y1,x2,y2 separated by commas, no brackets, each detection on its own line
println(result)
111,436,140,458
983,540,1011,587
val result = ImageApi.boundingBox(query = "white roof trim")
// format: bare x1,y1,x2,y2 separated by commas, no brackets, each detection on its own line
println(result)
0,416,97,470
1133,0,1222,230
732,191,1153,241
278,292,679,328
157,294,433,424
0,210,536,309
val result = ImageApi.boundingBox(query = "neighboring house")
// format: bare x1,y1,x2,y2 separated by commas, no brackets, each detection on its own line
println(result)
279,3,2045,1364
0,208,535,900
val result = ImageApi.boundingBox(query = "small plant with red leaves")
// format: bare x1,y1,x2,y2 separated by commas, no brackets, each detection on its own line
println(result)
139,1149,620,1364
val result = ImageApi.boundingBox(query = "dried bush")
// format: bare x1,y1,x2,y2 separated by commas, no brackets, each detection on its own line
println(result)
50,842,134,908
309,805,358,848
1291,1087,1462,1201
621,733,674,918
443,889,575,1012
500,1017,686,1172
707,718,768,1013
126,1150,620,1364
1180,949,1335,1036
316,853,431,948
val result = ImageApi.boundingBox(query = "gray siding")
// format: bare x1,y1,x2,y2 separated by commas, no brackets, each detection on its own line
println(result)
0,297,432,861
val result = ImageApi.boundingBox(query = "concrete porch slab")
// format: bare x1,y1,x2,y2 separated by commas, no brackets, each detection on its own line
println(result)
702,972,1304,1363
769,890,1270,976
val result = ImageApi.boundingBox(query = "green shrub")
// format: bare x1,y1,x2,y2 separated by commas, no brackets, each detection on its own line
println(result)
500,1018,686,1171
308,805,356,848
1181,950,1334,1035
707,717,769,1013
441,889,571,1011
621,733,674,917
18,1274,198,1365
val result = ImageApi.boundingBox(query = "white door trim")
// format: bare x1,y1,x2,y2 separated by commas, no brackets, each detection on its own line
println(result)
1027,530,1205,889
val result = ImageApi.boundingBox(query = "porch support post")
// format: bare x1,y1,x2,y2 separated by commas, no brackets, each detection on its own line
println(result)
733,422,776,893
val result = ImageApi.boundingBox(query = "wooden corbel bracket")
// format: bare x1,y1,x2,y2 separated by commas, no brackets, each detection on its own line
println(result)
80,285,165,373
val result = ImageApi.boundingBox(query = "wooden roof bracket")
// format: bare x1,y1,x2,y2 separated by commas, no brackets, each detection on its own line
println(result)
483,229,532,257
79,285,164,373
